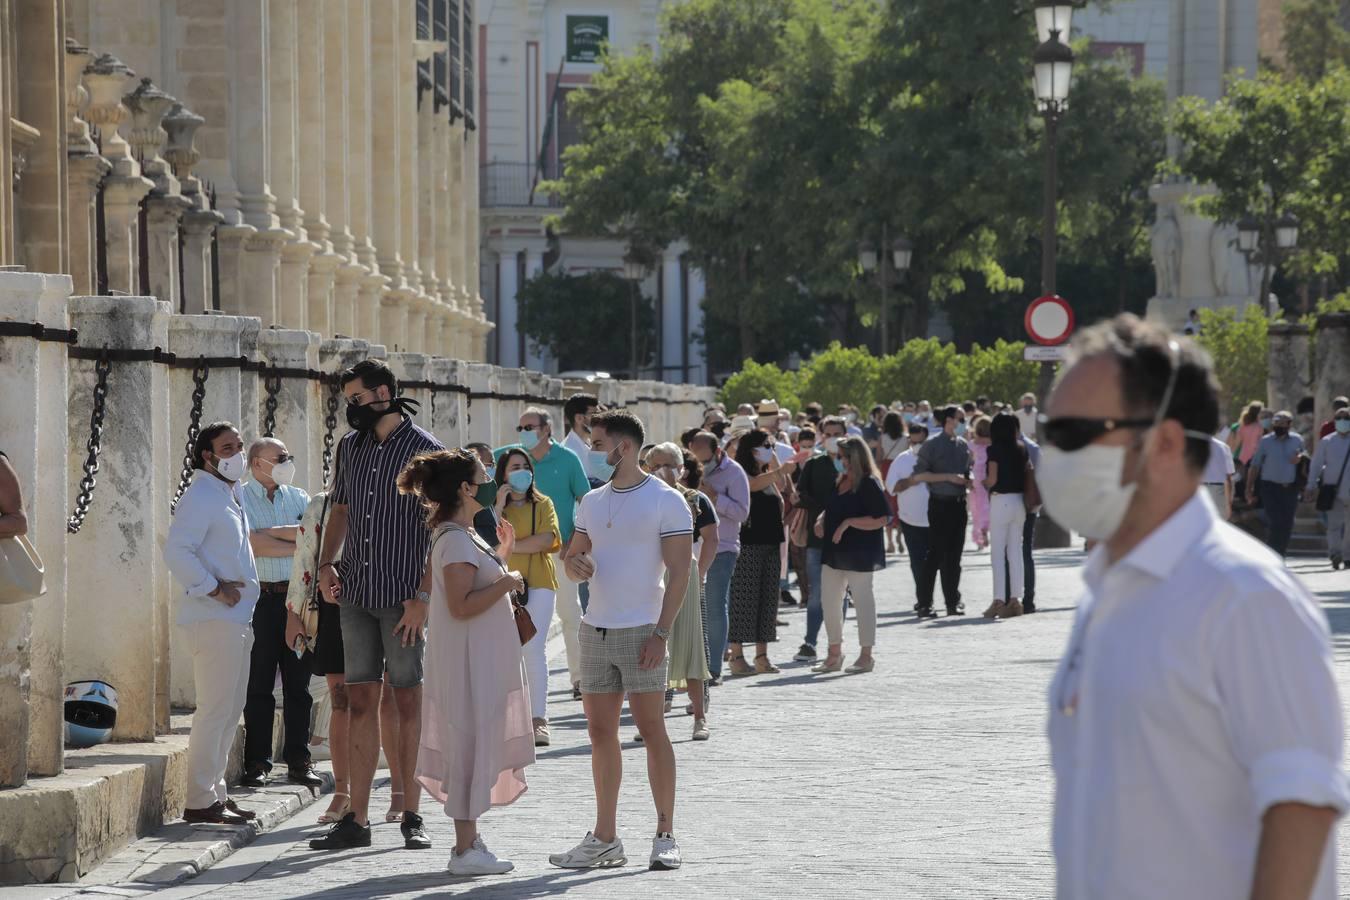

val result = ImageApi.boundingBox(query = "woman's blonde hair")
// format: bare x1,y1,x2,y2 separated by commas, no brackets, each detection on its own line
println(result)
837,436,881,492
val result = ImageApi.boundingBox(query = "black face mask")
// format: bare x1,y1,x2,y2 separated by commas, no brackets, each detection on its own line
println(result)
346,395,421,432
1273,426,1290,437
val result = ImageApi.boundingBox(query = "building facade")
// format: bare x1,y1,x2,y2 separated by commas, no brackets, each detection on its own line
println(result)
477,0,708,383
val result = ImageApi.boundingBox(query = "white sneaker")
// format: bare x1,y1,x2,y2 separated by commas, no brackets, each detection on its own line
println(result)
548,832,627,869
447,844,514,876
649,833,682,870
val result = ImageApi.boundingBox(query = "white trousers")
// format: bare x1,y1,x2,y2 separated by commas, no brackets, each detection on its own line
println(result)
522,587,557,720
180,618,253,809
554,552,583,685
990,493,1027,601
820,565,877,649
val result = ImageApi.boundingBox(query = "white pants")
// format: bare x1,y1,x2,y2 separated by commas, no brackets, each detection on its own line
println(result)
522,587,557,720
990,493,1027,601
820,566,877,649
554,552,583,685
180,618,253,810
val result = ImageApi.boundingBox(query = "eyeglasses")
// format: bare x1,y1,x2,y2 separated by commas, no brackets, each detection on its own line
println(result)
269,454,294,464
516,424,540,432
346,387,377,405
1039,415,1156,452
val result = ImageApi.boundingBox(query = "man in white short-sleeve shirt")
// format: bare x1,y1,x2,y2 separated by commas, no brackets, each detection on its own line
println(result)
884,423,930,594
553,409,693,873
1202,434,1236,519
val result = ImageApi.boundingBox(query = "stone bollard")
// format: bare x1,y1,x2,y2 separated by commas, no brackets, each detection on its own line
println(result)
258,328,323,494
0,272,73,784
66,295,171,742
1315,314,1350,443
317,338,367,490
496,368,526,448
465,363,497,446
1267,322,1312,426
166,316,250,710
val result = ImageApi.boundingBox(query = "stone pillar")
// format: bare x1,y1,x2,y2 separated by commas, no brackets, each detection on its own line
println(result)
307,252,340,337
258,329,323,492
65,295,171,742
333,264,362,338
297,0,330,248
1314,315,1350,445
346,0,379,288
358,271,386,346
239,318,262,444
14,0,69,276
387,352,432,426
522,247,547,371
318,338,366,484
125,78,189,312
380,296,410,352
278,240,315,331
1266,322,1311,423
496,368,526,447
397,0,422,298
424,357,463,447
164,102,223,315
0,272,73,784
65,38,110,298
166,315,250,709
465,363,497,445
496,248,521,368
82,54,152,295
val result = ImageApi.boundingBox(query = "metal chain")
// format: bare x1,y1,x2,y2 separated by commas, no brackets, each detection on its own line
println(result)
321,378,341,487
262,368,282,437
67,355,112,534
171,359,210,513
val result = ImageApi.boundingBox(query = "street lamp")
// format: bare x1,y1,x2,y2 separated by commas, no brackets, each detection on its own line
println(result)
1275,211,1299,250
1236,214,1261,254
859,230,913,356
1034,3,1074,43
1236,210,1298,314
623,249,648,379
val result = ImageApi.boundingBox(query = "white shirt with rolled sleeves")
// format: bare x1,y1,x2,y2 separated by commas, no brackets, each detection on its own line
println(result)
883,447,928,528
163,470,261,626
1201,435,1236,484
1048,490,1349,900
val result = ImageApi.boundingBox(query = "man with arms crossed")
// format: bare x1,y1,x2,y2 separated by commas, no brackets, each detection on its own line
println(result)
1042,315,1347,899
551,409,694,871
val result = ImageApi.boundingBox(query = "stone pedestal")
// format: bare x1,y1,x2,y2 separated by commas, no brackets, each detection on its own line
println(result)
317,338,368,487
146,198,190,311
65,295,171,743
180,211,219,314
166,315,252,708
1314,315,1350,445
277,241,315,331
379,293,411,353
1267,322,1312,422
0,272,73,784
66,153,110,297
242,233,286,326
258,329,323,493
495,368,526,448
239,319,262,444
425,357,464,448
215,225,253,319
465,363,498,446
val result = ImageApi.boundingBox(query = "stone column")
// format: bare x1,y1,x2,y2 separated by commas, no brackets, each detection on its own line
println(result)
496,368,526,447
359,272,388,346
65,295,171,742
346,0,380,290
369,2,410,343
307,252,341,337
258,329,323,492
465,363,497,445
387,352,432,424
164,102,223,315
269,0,311,331
278,240,315,331
397,0,422,298
333,264,362,338
14,0,69,276
125,78,189,312
297,0,330,247
318,338,367,482
496,248,521,368
380,296,410,352
687,265,708,384
82,54,152,295
65,38,110,298
1315,314,1350,444
166,315,249,709
1266,322,1311,423
0,272,73,784
424,357,464,447
239,318,262,443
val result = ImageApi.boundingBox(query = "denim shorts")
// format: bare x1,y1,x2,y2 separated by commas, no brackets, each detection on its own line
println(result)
339,603,424,688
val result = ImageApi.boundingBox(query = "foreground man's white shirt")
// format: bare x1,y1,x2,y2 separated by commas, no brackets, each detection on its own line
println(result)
1049,490,1349,899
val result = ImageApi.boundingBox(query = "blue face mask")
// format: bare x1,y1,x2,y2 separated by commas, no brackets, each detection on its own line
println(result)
832,457,845,474
507,469,534,492
1337,419,1350,435
520,428,540,451
484,465,495,481
955,422,968,437
590,449,616,481
902,412,914,424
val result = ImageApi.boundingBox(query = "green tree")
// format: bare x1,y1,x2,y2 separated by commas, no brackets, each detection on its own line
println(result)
951,340,1041,405
875,338,960,406
1195,307,1270,421
1281,0,1350,80
718,360,801,413
515,271,657,374
795,343,880,411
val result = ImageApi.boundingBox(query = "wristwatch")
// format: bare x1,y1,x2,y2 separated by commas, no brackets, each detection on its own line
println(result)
652,626,671,641
415,590,432,604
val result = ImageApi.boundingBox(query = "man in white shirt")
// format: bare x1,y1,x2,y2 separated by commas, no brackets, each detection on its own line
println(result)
1015,392,1038,438
552,409,694,872
1305,406,1350,568
1040,315,1348,900
1201,434,1235,520
561,392,603,484
884,422,930,596
163,422,261,825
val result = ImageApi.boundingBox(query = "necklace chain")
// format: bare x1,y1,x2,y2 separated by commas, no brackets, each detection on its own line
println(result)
606,475,647,527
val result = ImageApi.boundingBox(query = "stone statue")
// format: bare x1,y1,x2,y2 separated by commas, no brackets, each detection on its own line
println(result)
1151,212,1181,299
1209,221,1235,297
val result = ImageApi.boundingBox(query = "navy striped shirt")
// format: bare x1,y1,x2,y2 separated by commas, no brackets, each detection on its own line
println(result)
331,417,444,609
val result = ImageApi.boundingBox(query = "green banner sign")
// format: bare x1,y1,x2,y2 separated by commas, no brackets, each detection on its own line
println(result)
566,15,609,64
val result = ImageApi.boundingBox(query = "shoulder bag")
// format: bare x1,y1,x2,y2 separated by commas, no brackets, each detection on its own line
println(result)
1316,442,1350,512
436,522,536,646
0,532,45,605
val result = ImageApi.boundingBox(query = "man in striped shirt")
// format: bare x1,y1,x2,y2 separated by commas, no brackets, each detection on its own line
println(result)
239,438,320,790
312,360,443,852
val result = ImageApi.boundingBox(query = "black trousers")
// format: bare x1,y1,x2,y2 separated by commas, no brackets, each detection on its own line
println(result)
1023,511,1037,601
243,589,313,770
918,498,967,610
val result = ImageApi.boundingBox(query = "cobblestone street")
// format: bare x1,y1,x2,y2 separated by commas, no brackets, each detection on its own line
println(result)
27,542,1350,899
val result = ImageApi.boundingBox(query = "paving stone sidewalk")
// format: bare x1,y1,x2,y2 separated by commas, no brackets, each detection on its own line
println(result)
23,543,1350,899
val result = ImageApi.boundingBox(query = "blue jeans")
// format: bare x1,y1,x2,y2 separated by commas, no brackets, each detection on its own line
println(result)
803,547,826,648
704,551,739,680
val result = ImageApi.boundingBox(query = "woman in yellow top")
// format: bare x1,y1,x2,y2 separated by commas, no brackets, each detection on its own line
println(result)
494,448,561,747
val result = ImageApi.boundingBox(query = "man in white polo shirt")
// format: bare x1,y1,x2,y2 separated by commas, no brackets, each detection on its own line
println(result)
551,408,694,872
884,421,929,596
1040,315,1348,899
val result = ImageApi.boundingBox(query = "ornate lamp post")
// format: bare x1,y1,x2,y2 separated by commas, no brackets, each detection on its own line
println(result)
1236,210,1298,314
859,229,913,355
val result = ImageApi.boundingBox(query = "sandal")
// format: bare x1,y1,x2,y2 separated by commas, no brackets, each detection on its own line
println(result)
728,654,755,677
318,791,350,825
385,790,405,823
754,654,780,675
811,656,843,674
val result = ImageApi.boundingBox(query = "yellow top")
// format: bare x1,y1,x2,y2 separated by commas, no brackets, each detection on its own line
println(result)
502,493,561,592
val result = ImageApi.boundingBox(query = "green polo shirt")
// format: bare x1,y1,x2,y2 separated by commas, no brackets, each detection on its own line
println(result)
493,439,591,543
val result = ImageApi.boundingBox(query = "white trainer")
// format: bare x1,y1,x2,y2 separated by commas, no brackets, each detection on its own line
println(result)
649,833,682,870
549,832,627,869
447,844,514,876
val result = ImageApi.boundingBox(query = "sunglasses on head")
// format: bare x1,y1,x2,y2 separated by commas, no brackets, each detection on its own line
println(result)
1039,415,1156,452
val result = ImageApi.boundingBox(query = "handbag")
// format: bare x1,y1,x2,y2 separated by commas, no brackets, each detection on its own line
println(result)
0,532,46,605
1316,443,1350,512
787,506,809,548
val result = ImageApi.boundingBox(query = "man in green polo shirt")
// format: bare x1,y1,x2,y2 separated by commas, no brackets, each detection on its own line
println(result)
495,407,593,697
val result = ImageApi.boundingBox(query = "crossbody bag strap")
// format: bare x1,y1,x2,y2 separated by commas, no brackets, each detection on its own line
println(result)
1332,440,1350,487
310,438,345,610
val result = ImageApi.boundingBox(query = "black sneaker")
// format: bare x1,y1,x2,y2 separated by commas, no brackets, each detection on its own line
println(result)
401,811,432,850
1333,557,1343,571
947,602,966,616
309,812,371,850
780,589,796,606
1023,598,1037,614
793,644,816,662
287,761,324,788
239,765,268,789
915,606,938,619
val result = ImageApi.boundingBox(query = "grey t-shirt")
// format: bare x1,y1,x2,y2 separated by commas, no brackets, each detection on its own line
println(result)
914,432,972,499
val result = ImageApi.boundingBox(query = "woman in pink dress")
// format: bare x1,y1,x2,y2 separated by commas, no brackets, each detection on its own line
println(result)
397,449,535,877
968,416,992,549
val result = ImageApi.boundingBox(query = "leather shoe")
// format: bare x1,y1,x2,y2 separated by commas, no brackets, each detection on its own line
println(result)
1023,598,1037,614
915,605,938,619
401,810,432,849
224,799,256,821
288,761,324,788
947,601,966,616
183,801,249,825
309,812,371,850
239,765,268,789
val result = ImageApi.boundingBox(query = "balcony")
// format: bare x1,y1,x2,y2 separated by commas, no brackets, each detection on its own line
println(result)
479,162,563,209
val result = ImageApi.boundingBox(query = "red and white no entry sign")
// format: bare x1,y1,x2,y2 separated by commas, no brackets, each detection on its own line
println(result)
1025,295,1074,346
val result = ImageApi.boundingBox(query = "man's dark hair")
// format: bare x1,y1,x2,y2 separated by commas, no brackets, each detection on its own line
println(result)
465,441,492,454
680,426,702,448
592,408,645,447
798,427,817,443
936,405,961,425
818,415,847,434
961,401,977,414
976,395,989,407
340,358,397,396
804,402,823,420
1068,313,1221,471
193,421,238,470
563,393,599,432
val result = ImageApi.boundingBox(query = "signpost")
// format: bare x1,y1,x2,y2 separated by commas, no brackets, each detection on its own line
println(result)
1024,293,1074,346
1026,294,1074,550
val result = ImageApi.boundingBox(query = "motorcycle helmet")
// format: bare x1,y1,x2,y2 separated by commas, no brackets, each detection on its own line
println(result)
64,680,117,748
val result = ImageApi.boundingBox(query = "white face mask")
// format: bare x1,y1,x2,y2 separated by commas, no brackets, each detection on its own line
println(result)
214,451,247,483
824,437,841,455
269,459,297,486
1037,443,1138,541
753,447,773,463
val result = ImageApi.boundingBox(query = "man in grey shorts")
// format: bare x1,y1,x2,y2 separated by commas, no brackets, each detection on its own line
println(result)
552,409,694,872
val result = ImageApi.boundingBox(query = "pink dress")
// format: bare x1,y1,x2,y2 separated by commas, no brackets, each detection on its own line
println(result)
417,524,535,821
970,442,990,547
